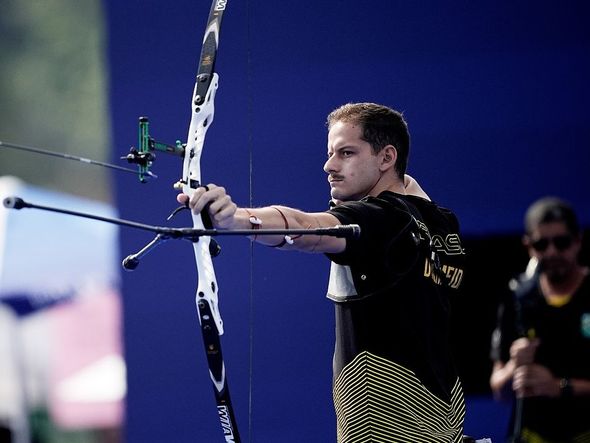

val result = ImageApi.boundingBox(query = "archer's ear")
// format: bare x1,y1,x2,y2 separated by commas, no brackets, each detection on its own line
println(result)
380,145,397,172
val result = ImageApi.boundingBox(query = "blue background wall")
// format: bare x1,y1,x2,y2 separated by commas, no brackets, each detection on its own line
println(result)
105,1,589,441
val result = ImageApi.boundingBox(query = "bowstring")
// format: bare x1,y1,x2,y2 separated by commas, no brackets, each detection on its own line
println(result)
246,0,255,441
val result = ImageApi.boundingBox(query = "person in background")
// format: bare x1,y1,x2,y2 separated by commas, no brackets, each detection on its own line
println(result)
490,197,590,442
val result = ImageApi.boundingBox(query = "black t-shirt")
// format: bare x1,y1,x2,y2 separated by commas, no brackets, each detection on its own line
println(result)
326,191,466,442
327,191,465,398
491,273,590,440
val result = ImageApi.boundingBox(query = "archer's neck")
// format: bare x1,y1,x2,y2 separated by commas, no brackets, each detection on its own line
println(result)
368,175,406,197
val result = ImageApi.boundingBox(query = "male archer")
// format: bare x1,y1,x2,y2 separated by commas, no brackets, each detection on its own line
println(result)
179,102,466,442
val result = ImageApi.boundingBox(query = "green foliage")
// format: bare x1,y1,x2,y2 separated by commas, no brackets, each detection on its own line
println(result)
0,0,112,202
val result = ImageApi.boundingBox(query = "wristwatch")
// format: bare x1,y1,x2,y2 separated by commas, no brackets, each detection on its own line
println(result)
559,377,573,397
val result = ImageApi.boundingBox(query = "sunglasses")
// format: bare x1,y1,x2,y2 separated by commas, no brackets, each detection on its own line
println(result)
530,235,574,252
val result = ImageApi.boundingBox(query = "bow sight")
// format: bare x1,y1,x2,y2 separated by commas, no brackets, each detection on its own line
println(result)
122,116,186,183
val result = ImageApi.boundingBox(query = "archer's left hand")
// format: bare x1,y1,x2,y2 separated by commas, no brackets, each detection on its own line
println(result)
177,184,238,229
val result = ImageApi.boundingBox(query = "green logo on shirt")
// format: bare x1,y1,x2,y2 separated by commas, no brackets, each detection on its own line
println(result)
581,313,590,339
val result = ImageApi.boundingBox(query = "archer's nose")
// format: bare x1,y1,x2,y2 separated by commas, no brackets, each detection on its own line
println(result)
324,156,337,174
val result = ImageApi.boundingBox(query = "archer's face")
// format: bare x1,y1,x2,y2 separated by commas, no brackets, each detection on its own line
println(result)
323,121,382,202
525,221,581,283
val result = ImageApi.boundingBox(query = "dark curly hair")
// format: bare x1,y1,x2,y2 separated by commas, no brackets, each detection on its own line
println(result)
326,102,410,180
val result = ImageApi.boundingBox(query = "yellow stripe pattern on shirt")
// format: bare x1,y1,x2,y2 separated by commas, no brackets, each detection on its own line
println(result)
333,351,465,443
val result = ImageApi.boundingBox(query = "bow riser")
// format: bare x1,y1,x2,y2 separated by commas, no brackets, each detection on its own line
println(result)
183,62,239,443
181,72,224,337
